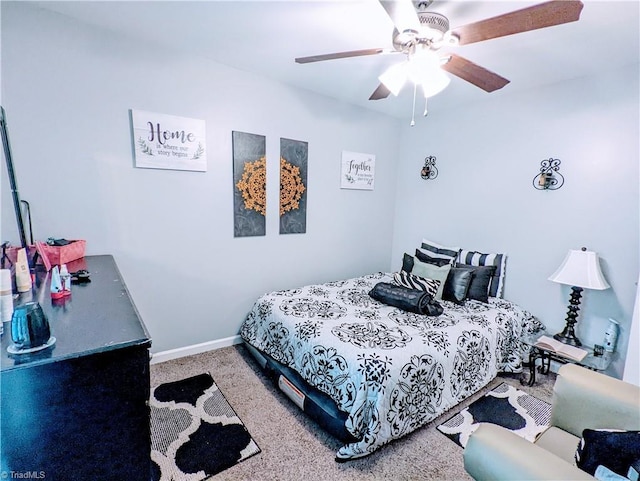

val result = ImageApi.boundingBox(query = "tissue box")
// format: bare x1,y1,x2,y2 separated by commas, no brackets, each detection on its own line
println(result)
39,240,86,266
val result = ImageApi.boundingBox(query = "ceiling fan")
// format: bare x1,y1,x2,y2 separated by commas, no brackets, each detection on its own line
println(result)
295,0,584,108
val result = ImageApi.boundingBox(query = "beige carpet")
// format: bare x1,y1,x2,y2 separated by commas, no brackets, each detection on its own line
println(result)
150,344,556,481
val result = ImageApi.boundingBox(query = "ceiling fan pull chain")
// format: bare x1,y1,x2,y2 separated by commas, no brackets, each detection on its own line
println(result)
410,82,417,127
424,97,429,117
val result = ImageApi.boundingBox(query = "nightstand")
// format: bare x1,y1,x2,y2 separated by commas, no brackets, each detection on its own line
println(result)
520,331,614,386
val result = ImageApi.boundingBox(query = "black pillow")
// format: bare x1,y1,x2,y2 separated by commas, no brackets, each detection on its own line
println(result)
415,249,453,267
455,264,496,303
575,429,640,476
369,282,444,316
402,253,414,273
443,268,473,304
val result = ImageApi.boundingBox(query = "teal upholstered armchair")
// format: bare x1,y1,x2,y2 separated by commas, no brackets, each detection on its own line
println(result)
463,364,640,481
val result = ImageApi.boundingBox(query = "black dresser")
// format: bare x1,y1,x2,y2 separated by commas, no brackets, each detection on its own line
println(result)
0,255,152,480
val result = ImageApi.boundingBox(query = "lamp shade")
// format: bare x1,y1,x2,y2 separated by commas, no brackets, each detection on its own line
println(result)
548,249,610,290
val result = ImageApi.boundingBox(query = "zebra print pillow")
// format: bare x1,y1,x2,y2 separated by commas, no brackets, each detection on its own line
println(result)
393,271,440,298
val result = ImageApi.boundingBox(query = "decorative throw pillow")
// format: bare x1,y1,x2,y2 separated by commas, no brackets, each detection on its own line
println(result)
410,258,451,300
419,238,460,265
458,249,507,298
415,249,452,267
401,253,415,273
393,271,440,298
575,429,640,476
443,268,473,304
455,264,497,303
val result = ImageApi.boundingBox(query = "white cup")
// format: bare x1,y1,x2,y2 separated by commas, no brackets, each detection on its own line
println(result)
1,268,14,324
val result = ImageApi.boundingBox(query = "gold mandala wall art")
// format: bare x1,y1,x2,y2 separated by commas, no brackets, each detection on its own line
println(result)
232,131,266,237
236,156,266,216
279,157,305,216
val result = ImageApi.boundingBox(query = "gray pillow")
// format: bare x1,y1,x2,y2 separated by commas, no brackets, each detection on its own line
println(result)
411,259,451,300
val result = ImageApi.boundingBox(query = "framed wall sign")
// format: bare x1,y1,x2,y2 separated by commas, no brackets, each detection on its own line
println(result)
130,109,207,172
341,151,375,190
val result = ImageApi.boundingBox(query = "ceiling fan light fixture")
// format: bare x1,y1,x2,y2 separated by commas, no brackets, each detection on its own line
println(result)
443,31,459,46
378,62,408,96
421,74,450,98
416,11,449,42
297,0,586,110
407,50,450,97
407,50,439,80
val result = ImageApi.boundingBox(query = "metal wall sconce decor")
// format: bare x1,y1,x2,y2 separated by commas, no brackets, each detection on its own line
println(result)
533,157,564,190
421,156,438,180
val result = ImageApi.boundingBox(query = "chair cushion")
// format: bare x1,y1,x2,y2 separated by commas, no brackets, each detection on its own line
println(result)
535,426,581,465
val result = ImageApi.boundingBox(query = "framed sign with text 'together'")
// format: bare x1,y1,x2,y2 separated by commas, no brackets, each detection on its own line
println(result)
341,151,375,190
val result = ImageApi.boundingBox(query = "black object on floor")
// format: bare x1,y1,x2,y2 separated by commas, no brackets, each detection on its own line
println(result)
436,382,551,448
150,372,261,480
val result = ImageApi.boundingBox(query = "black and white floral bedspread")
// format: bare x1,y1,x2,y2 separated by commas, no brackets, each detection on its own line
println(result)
240,272,544,460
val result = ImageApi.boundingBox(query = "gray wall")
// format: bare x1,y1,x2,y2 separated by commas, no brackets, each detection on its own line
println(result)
391,65,640,379
0,3,401,352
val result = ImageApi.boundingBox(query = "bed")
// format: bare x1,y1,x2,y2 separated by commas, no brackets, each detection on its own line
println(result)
240,241,544,461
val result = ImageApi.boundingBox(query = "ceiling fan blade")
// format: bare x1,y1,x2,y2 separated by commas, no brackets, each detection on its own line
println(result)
295,48,385,64
441,54,510,93
453,0,584,46
379,0,420,33
369,83,391,101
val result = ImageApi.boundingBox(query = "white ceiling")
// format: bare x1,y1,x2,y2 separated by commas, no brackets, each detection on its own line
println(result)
29,0,640,120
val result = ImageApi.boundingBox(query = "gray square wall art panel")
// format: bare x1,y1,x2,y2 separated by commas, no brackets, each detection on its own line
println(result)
233,131,266,237
279,137,308,235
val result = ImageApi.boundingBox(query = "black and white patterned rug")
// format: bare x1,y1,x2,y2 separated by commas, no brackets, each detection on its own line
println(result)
150,373,260,480
436,382,551,448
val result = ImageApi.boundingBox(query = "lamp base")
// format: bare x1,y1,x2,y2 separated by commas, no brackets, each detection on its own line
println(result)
554,285,584,347
553,331,582,347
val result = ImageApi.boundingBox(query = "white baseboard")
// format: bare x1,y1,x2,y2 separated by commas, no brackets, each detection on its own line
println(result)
150,335,243,365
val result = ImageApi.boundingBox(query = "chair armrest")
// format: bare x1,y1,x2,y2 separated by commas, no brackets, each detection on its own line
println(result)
463,423,594,481
552,364,640,436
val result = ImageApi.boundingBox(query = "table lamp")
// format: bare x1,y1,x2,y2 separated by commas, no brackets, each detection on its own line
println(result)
548,247,610,346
